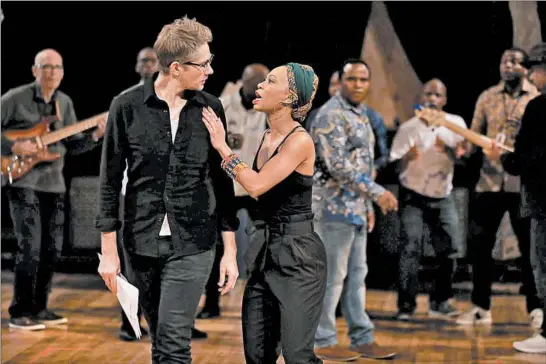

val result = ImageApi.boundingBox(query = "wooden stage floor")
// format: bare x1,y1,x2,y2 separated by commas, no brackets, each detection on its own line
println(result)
1,271,544,363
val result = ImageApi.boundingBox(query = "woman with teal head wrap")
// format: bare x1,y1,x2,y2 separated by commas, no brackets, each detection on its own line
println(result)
202,63,327,363
285,62,320,123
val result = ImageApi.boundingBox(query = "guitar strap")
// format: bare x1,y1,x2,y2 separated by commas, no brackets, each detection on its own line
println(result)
55,100,62,121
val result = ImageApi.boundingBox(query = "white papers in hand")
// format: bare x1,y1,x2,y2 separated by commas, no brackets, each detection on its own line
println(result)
97,253,141,339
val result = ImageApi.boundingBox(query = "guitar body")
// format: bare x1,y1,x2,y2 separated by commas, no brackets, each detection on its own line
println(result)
1,110,107,184
1,117,62,184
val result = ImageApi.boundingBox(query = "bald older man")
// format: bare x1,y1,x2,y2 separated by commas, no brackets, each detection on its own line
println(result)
1,48,106,331
196,63,269,319
389,78,466,320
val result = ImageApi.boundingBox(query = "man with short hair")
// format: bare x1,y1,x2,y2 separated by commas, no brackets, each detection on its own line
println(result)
312,58,397,361
1,48,106,331
390,78,466,320
458,48,542,330
95,17,239,363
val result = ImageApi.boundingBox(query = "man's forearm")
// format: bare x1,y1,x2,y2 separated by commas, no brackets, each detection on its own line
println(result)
221,231,237,257
101,231,118,255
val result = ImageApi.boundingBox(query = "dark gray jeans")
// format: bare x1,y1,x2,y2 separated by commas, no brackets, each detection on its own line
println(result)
128,238,215,364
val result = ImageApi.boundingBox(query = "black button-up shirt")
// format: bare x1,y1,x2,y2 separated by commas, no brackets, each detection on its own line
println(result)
94,75,239,257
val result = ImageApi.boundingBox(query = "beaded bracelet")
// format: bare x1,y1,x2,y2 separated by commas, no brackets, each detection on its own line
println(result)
221,153,248,180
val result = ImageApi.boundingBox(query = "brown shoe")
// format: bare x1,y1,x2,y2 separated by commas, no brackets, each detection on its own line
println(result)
315,345,360,362
350,342,397,359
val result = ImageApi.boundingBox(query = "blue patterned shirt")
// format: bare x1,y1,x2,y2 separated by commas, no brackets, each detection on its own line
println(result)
311,94,386,226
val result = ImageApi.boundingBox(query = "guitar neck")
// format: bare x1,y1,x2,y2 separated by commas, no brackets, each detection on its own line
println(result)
41,112,107,145
437,116,490,149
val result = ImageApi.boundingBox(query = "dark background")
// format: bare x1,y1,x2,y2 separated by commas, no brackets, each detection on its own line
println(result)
3,2,546,131
1,2,545,280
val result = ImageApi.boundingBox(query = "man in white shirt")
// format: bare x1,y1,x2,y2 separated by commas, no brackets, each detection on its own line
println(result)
196,63,269,319
390,79,466,320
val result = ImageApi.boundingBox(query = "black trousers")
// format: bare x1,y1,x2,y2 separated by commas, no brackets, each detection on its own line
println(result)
242,214,327,364
128,238,215,364
6,187,65,318
469,192,540,313
397,187,459,313
117,195,143,332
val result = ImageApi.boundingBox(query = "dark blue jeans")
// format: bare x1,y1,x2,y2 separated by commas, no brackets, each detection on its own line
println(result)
397,187,459,313
128,238,215,364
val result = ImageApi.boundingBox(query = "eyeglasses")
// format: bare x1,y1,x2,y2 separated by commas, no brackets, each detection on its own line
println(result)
182,54,214,71
35,63,64,71
139,57,157,64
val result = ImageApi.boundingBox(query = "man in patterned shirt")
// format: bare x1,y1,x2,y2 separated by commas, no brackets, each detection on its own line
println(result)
312,58,398,361
457,48,542,329
307,70,390,178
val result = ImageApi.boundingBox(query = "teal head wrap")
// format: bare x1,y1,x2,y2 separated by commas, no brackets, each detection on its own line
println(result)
285,62,319,122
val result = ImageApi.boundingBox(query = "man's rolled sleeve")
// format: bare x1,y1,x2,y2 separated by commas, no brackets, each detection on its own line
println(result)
94,96,127,232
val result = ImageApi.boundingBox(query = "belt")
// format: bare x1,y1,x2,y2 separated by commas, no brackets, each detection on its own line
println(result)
256,213,315,272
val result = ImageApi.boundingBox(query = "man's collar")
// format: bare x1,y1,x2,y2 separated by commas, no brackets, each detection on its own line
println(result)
496,79,536,95
334,93,366,114
33,82,58,102
143,71,207,106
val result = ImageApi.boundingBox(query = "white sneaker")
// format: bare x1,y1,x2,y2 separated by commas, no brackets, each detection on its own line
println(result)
529,309,544,330
455,306,492,325
513,333,546,354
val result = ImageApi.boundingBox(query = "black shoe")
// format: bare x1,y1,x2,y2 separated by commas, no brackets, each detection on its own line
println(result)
119,327,139,341
32,310,68,326
192,328,208,339
119,325,148,341
196,306,220,319
9,317,46,331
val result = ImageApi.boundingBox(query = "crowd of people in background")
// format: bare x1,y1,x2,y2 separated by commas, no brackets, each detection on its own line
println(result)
2,15,545,364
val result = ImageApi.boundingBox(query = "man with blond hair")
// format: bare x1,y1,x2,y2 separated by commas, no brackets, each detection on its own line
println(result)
95,17,239,363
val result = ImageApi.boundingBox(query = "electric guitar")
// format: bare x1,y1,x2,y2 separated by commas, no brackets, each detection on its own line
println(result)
414,104,514,153
1,111,108,184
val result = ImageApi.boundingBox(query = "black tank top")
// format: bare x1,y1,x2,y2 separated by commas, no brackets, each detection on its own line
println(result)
252,126,314,222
